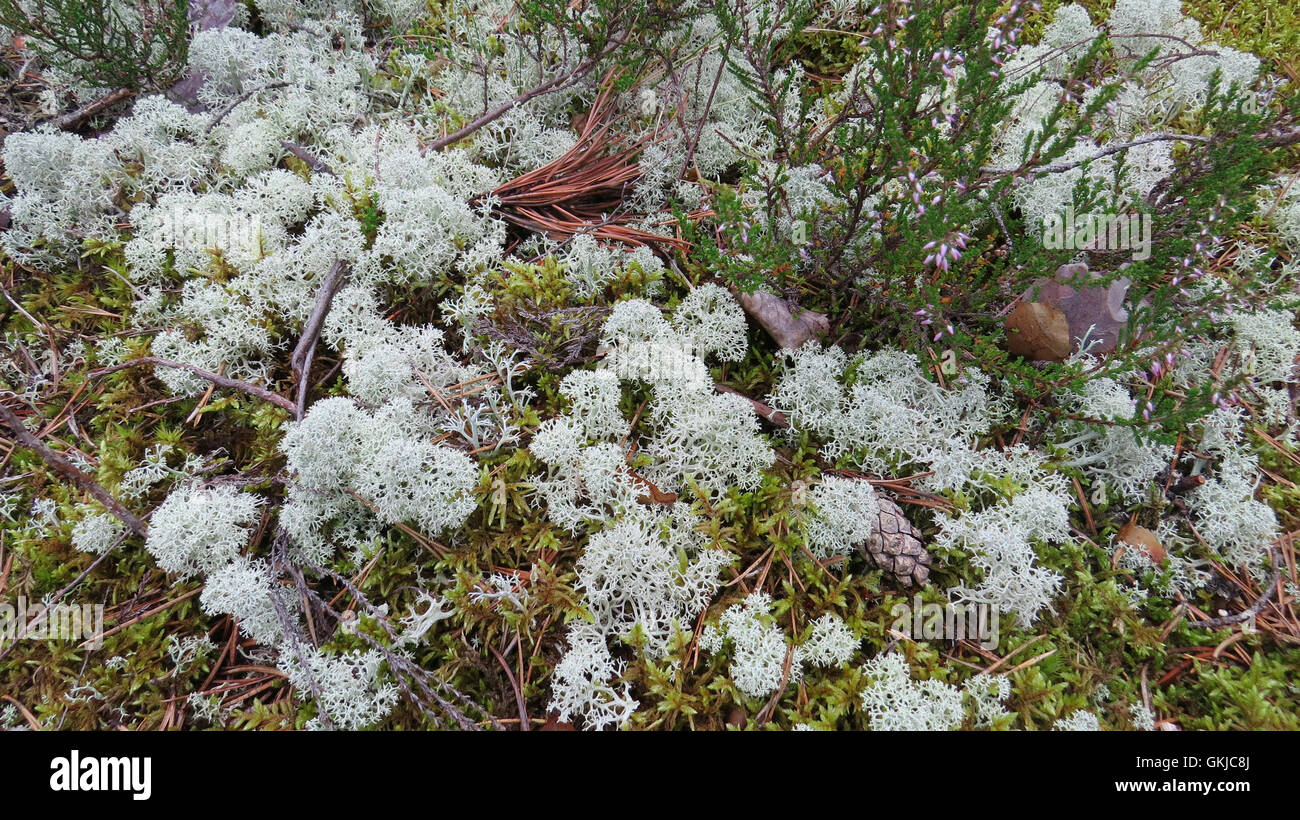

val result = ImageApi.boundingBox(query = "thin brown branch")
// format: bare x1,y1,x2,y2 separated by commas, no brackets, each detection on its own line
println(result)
291,260,349,419
1261,124,1300,149
280,140,336,176
488,642,529,731
83,587,203,647
1,284,43,332
981,132,1213,177
754,643,796,727
46,87,134,130
422,38,624,154
1191,547,1284,630
0,400,149,537
205,82,291,133
90,357,296,415
298,554,498,730
682,41,730,178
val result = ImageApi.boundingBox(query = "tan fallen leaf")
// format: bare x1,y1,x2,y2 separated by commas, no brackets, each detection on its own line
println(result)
1004,300,1071,362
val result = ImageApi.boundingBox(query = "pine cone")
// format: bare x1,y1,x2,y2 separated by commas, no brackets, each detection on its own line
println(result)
859,495,931,587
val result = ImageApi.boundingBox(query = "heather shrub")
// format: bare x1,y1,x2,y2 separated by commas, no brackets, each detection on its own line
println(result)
0,0,190,91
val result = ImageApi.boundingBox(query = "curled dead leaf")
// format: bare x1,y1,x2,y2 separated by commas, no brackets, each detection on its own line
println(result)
733,288,829,350
627,470,678,505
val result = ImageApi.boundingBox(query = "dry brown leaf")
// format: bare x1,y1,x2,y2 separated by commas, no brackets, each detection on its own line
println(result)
733,288,829,350
1118,522,1165,563
627,470,678,505
726,707,747,728
541,714,576,731
1020,263,1132,355
1004,300,1071,362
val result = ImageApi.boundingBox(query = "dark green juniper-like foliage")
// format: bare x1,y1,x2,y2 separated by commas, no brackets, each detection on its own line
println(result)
692,0,1298,438
0,0,190,90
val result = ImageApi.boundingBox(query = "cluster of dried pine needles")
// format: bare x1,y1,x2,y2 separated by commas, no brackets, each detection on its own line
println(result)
474,74,699,255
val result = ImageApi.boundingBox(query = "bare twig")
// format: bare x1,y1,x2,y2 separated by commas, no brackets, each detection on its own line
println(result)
488,642,529,731
420,38,624,154
0,695,42,729
83,587,202,647
0,400,148,537
981,132,1213,177
0,285,43,332
45,87,134,130
300,556,499,730
1261,124,1300,149
290,260,349,420
987,199,1012,253
204,81,290,133
1192,548,1284,630
90,357,296,415
681,41,731,178
280,140,336,176
267,529,339,729
754,643,796,727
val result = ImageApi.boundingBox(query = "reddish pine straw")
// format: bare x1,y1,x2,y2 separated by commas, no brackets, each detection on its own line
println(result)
475,74,704,253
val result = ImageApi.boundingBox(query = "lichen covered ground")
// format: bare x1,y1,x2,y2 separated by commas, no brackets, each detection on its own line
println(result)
0,0,1298,730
